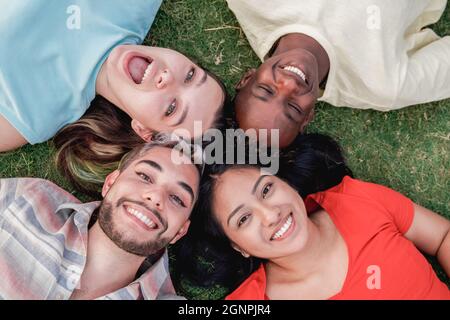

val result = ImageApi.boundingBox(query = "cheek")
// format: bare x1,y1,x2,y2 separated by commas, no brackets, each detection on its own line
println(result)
235,106,251,128
127,95,164,123
279,130,298,148
228,226,264,252
166,210,189,230
238,103,272,130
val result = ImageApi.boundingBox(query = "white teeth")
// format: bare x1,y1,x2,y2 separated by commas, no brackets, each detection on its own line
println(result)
140,64,152,84
283,65,306,82
126,207,156,228
272,215,293,240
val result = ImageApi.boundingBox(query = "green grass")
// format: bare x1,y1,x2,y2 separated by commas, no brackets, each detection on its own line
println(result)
0,0,449,299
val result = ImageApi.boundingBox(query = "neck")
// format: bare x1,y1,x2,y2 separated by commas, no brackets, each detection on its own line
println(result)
95,62,123,110
272,33,330,85
73,222,146,299
95,62,108,97
266,211,337,282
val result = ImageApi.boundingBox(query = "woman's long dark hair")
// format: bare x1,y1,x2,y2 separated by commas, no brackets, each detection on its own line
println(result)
172,133,353,295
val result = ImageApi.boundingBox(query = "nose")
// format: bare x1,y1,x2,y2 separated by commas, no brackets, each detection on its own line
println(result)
256,202,282,228
142,187,165,210
276,75,300,94
155,69,173,89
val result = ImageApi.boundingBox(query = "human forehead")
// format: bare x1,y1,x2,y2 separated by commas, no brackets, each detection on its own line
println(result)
214,168,262,198
238,96,293,131
125,146,199,183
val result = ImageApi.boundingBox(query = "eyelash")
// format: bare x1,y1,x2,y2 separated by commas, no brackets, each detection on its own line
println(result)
238,214,250,227
288,102,303,115
138,172,153,183
170,195,186,208
262,182,273,198
165,99,177,117
259,85,273,95
165,68,195,117
185,67,195,83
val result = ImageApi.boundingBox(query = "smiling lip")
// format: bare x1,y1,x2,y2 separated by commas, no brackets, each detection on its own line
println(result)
279,64,311,89
270,213,296,241
123,52,154,85
123,204,161,231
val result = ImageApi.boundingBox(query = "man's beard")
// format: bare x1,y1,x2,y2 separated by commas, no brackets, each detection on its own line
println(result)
98,199,171,257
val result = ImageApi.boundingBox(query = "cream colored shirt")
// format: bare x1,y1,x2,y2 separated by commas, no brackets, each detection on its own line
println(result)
227,0,450,111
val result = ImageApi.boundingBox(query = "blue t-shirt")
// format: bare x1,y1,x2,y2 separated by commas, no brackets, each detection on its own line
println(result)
0,0,162,144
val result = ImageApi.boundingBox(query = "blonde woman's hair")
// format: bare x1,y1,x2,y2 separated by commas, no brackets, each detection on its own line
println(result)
54,96,145,197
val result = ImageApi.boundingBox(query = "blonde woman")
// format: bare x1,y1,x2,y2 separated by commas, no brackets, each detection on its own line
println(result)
0,0,226,152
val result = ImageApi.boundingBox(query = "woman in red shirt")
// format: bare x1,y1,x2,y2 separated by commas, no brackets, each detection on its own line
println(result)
178,134,450,299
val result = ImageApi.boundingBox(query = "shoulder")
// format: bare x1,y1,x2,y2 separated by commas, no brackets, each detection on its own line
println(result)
307,176,411,213
22,178,77,199
314,177,414,225
322,176,398,200
1,178,80,210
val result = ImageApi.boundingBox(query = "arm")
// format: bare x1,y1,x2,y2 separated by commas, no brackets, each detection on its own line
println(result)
0,179,19,214
404,204,450,277
0,115,27,152
395,35,450,108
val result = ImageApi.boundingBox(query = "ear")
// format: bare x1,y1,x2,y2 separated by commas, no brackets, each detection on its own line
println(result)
235,69,256,90
169,220,191,244
299,108,315,133
131,119,154,142
231,243,250,258
101,170,121,198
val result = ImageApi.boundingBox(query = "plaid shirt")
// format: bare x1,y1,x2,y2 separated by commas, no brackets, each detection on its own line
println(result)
0,178,183,300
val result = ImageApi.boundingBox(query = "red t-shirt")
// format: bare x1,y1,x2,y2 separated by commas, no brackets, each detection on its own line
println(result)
226,176,450,300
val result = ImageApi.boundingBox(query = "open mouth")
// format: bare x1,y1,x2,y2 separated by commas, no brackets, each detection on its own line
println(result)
127,56,153,84
281,64,309,86
270,213,295,241
124,204,160,230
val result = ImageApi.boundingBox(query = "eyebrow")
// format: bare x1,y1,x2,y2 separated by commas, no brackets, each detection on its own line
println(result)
227,204,245,226
136,160,163,172
178,181,195,205
282,109,297,124
252,175,269,195
197,70,208,87
226,175,269,226
250,89,299,125
172,106,189,127
252,92,269,102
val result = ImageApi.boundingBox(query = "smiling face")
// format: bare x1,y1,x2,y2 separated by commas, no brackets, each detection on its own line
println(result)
211,167,310,260
98,145,200,256
235,48,319,148
97,45,225,140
